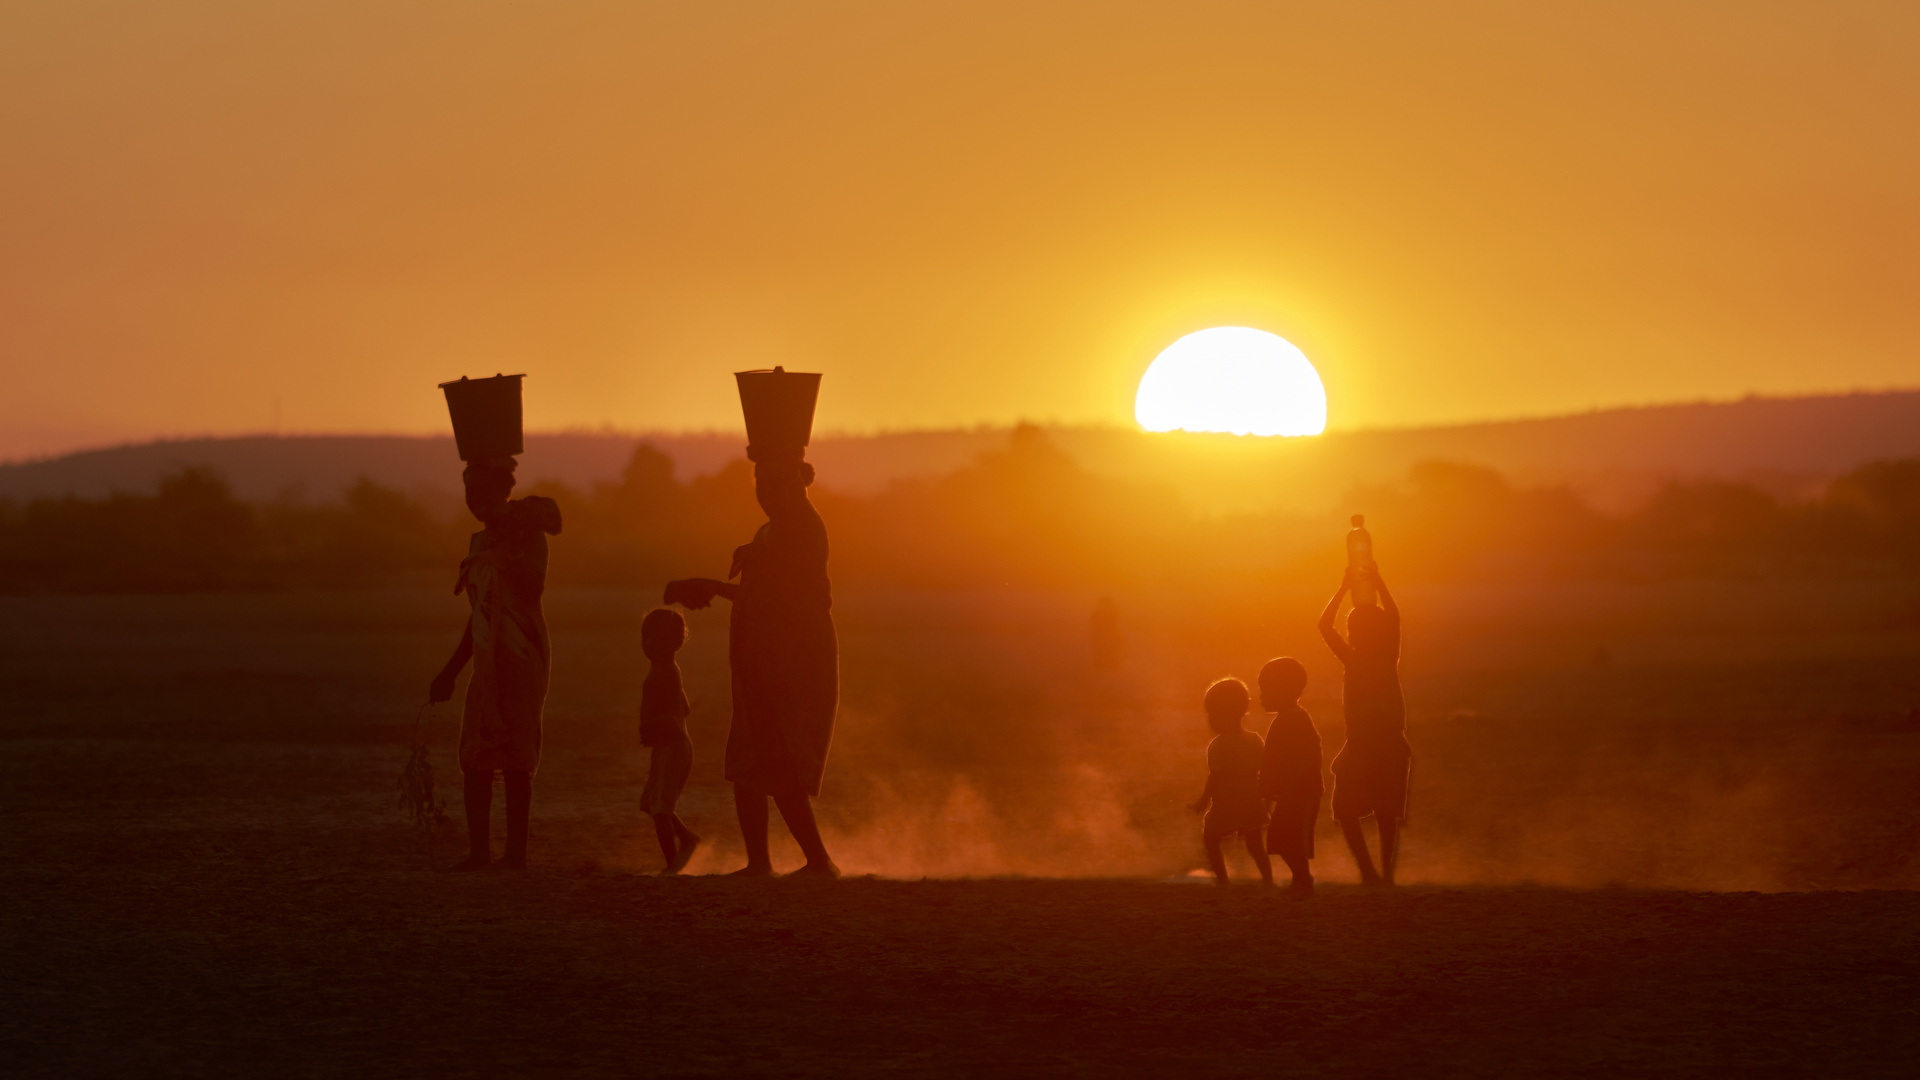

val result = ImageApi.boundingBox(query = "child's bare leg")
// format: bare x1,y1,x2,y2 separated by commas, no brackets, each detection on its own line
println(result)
668,813,699,873
1243,834,1275,885
1204,834,1229,884
1279,853,1314,894
772,792,839,877
731,785,774,875
1340,817,1382,885
651,813,679,871
1378,817,1400,886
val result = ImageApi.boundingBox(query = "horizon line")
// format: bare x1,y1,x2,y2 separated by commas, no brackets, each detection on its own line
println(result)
8,384,1920,468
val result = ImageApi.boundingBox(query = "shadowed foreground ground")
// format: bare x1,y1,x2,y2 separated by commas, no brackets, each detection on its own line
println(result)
6,842,1917,1077
3,588,1918,1075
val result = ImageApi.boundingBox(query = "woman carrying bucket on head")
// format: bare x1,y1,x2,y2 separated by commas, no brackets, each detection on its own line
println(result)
429,375,563,872
667,368,840,877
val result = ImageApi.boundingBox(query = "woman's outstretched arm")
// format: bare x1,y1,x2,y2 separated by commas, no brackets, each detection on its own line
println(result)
664,578,738,609
429,622,473,704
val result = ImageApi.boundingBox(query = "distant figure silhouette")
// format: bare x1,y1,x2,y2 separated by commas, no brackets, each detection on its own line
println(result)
665,456,839,877
429,456,563,872
639,607,700,874
1317,564,1410,886
1189,677,1275,887
1258,657,1323,897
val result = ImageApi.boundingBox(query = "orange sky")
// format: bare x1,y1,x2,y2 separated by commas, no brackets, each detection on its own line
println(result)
3,1,1918,460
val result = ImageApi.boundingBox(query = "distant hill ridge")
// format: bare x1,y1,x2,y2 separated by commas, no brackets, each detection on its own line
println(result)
5,390,1919,514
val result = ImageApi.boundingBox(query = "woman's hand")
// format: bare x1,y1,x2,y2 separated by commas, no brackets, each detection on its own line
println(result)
428,666,458,705
664,578,729,609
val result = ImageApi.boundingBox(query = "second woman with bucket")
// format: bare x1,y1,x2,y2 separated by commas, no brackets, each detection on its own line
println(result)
429,374,563,871
667,367,840,877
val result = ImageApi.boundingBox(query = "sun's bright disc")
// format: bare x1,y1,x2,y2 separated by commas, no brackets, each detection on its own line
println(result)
1134,327,1327,436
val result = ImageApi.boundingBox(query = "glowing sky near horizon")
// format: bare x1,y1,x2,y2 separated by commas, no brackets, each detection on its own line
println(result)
3,2,1920,460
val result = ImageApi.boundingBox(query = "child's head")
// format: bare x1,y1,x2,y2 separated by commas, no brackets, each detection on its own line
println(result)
641,607,688,661
1203,677,1251,734
1257,657,1307,710
1348,603,1391,655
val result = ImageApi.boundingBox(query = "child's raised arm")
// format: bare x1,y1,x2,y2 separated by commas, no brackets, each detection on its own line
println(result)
1370,564,1399,621
1318,570,1353,660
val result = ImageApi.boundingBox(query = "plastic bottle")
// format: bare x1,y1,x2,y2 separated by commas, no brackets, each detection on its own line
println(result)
1347,514,1377,607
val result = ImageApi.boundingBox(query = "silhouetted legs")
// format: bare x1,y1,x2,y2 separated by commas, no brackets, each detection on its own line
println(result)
448,767,493,872
1278,852,1314,894
651,813,700,874
1246,835,1275,886
1203,832,1273,886
502,771,531,869
1340,815,1396,886
732,784,839,877
446,768,532,872
732,785,772,875
1203,834,1229,884
1378,817,1399,884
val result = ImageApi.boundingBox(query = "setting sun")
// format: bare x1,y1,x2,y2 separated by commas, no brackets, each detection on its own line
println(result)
1134,327,1328,437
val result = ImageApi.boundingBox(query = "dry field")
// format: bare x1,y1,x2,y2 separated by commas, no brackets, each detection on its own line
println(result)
3,580,1918,1075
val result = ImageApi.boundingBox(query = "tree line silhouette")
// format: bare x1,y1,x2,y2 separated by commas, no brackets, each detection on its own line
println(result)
4,426,1919,594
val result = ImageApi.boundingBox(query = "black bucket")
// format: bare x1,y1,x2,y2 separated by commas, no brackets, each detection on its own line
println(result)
439,374,525,461
735,367,821,458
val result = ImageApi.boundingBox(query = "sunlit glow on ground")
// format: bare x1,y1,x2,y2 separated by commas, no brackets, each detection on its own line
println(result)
1134,327,1328,436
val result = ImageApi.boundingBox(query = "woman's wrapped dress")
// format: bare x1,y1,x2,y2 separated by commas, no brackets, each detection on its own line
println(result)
456,496,561,775
724,496,838,798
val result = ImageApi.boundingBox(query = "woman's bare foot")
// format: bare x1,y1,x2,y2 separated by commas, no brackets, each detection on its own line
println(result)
442,853,490,873
728,863,774,877
669,833,700,874
1288,876,1316,899
788,860,841,878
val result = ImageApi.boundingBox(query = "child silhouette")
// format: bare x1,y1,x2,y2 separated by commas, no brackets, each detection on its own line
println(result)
1189,678,1275,887
1317,564,1411,886
639,608,700,874
1258,657,1323,897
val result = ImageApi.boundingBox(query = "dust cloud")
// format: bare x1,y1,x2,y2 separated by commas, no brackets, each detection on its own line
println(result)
656,580,1919,891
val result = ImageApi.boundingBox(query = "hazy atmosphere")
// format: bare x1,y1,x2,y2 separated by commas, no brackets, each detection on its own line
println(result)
5,4,1918,1077
6,1,1920,459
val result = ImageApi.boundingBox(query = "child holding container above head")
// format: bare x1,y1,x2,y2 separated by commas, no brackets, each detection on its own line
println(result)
1189,677,1275,888
1257,657,1323,897
639,607,701,874
1317,564,1411,886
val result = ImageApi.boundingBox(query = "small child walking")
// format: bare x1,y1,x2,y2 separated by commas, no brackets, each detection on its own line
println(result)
1190,677,1275,887
1258,657,1323,897
640,608,700,874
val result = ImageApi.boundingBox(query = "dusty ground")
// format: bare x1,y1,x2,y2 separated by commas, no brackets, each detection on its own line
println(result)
5,761,1917,1078
3,584,1918,1075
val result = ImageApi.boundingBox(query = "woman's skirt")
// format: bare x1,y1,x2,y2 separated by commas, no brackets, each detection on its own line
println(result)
641,733,693,816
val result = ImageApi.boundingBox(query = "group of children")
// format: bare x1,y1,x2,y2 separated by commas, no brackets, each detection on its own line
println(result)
631,563,1409,891
1191,564,1410,894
